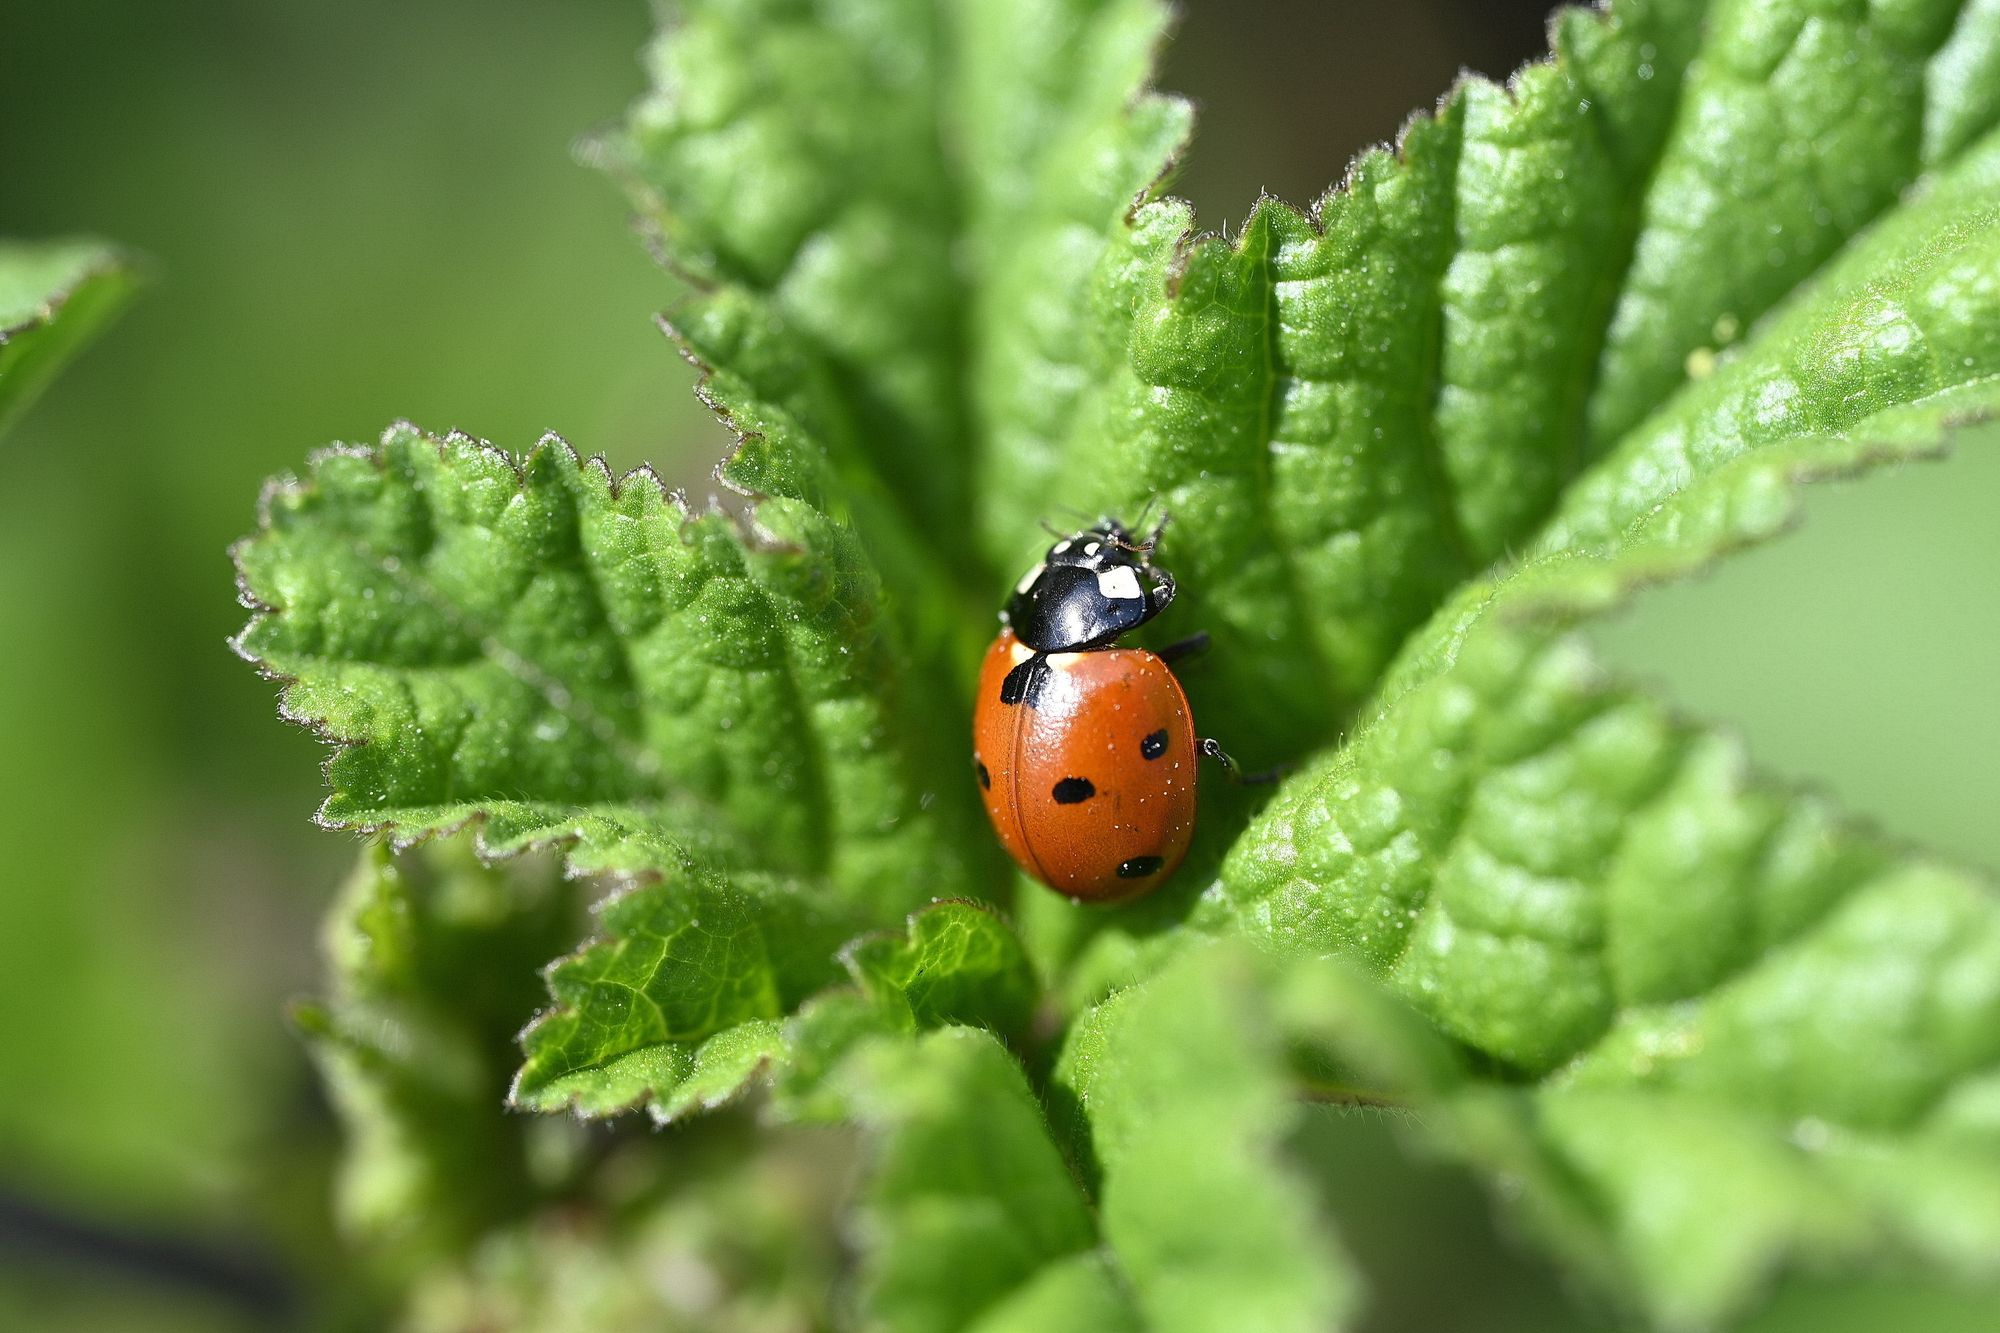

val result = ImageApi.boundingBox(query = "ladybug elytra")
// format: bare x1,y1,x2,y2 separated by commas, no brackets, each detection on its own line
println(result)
972,519,1239,903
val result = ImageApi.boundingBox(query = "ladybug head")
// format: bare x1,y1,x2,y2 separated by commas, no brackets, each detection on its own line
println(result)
1003,518,1176,652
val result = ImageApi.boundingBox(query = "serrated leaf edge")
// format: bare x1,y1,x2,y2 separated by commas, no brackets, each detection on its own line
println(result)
229,419,793,871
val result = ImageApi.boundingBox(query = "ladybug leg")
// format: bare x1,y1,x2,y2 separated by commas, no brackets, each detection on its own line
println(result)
1157,631,1210,666
1200,737,1287,786
1149,568,1177,613
1105,508,1170,556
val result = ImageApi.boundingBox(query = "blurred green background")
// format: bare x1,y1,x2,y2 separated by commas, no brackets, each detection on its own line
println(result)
1,1,1993,1329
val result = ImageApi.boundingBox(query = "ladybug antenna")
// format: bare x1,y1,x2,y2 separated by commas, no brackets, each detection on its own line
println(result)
1137,508,1171,558
1125,495,1159,534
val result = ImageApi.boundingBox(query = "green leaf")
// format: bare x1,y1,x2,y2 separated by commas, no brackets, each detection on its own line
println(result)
778,898,1035,1120
515,883,1033,1123
737,951,1343,1329
978,0,1703,759
784,896,1036,1106
510,855,841,1121
842,898,1039,1034
1215,129,2000,1316
232,422,988,904
959,1254,1141,1333
975,0,2000,775
1583,0,2000,450
297,840,581,1254
821,956,1405,1331
599,0,968,535
839,1027,1108,1333
0,237,133,438
948,0,1190,564
599,0,1186,586
1541,125,2000,559
1053,945,1358,1333
238,422,1011,1125
1276,946,2000,1330
1030,0,2000,979
1273,924,2000,1328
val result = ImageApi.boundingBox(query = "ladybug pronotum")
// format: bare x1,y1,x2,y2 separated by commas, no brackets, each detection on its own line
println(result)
972,519,1236,903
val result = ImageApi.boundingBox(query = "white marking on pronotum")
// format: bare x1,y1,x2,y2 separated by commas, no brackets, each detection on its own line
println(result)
1052,540,1073,555
1097,566,1144,601
1015,562,1046,595
1084,541,1101,556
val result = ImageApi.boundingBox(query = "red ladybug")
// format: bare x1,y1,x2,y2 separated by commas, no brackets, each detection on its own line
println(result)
973,520,1237,903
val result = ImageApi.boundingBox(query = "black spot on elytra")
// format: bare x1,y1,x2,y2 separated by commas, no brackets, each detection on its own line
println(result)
1051,777,1095,804
975,758,990,790
1141,728,1169,760
1000,654,1049,707
1117,855,1165,879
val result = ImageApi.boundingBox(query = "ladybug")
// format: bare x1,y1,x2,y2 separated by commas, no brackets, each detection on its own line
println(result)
972,519,1241,903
